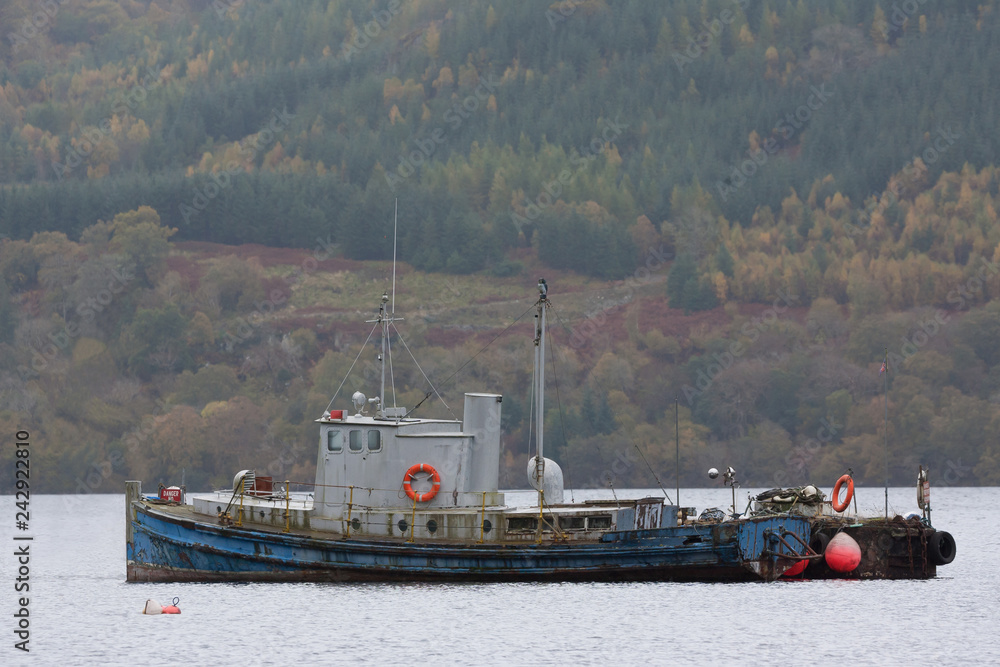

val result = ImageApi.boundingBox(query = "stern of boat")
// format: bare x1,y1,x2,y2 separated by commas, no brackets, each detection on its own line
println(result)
736,515,820,581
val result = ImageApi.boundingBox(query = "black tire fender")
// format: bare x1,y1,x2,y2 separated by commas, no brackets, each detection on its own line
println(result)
928,530,956,565
810,531,830,555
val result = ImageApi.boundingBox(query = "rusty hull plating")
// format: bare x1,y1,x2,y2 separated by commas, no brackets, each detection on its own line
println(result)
125,481,946,584
126,482,818,583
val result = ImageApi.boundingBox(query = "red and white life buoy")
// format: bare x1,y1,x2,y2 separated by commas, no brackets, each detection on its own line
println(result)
403,463,441,503
831,474,854,512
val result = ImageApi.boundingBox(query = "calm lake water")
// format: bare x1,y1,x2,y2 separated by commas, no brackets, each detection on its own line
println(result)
4,487,998,666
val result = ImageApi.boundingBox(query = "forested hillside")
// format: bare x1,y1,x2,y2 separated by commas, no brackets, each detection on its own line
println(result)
2,1,999,272
2,1,1000,493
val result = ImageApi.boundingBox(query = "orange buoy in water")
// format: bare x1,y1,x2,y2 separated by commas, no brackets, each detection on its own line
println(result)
143,597,181,614
781,560,809,577
825,532,862,573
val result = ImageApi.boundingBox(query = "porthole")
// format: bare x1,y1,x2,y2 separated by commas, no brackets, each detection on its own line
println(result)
426,519,438,533
482,519,492,534
351,518,361,531
259,511,265,519
216,505,222,513
397,519,408,533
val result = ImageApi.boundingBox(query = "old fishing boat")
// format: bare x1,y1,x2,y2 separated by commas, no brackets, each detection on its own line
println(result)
126,281,955,582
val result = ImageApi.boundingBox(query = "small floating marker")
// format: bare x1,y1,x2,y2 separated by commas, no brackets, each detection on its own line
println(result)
825,532,862,573
143,597,181,614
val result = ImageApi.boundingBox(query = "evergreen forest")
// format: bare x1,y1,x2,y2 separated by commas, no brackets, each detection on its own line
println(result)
2,0,1000,494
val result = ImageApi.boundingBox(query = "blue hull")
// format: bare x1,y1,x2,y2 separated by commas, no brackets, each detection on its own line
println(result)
127,500,814,583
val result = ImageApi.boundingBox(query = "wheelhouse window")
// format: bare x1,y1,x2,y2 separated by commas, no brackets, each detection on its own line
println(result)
349,430,363,452
326,429,343,453
367,430,382,452
507,517,538,531
587,515,612,530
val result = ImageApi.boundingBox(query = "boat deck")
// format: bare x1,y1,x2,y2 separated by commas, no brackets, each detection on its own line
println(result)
136,499,617,547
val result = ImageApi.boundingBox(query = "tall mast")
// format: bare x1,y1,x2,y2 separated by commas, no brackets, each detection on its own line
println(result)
365,291,401,418
380,292,389,416
883,346,889,520
675,396,680,509
370,202,400,418
391,198,398,314
534,279,548,490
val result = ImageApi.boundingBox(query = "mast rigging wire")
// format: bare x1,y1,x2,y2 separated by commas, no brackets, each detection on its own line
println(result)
402,301,538,418
325,323,380,414
549,305,673,504
544,320,575,503
392,324,454,419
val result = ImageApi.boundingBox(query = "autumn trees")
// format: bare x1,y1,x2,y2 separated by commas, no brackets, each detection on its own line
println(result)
2,198,1000,492
3,2,1000,286
4,1,1000,491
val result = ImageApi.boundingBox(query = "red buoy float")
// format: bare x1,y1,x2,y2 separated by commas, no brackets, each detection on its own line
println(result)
142,597,181,615
831,474,854,512
825,532,862,573
781,560,809,577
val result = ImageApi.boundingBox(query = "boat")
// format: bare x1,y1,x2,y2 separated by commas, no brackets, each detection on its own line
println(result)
126,280,956,582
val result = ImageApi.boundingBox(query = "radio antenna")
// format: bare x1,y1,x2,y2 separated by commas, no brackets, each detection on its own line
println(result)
391,198,398,314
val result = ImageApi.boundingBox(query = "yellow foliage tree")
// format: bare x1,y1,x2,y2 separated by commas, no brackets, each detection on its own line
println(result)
713,271,728,303
383,77,404,103
432,65,454,91
424,23,441,58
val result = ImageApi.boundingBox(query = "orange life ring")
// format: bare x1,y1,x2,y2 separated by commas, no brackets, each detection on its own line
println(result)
831,474,854,512
403,463,441,503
